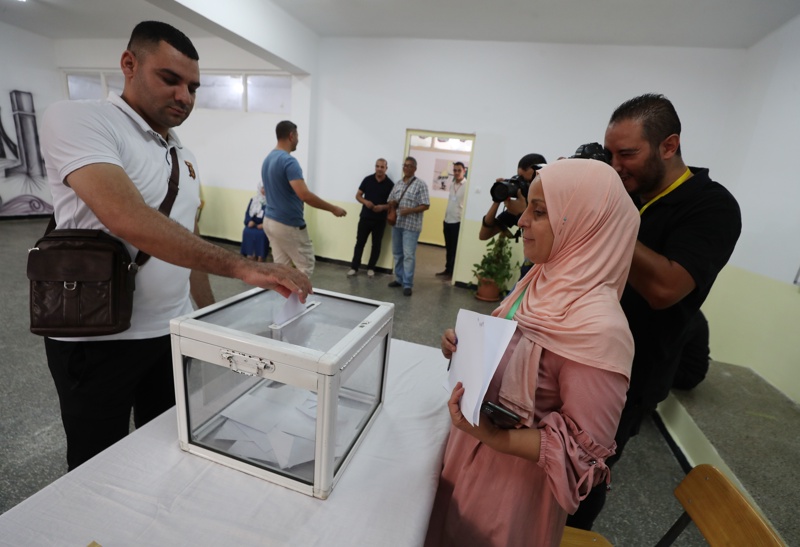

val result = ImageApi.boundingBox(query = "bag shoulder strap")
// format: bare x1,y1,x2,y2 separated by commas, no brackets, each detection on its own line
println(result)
45,146,181,268
134,147,181,267
396,176,415,204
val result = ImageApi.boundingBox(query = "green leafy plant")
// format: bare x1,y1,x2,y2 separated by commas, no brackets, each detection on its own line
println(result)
472,235,515,292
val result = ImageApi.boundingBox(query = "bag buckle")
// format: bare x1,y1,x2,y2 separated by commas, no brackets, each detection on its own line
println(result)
64,281,77,291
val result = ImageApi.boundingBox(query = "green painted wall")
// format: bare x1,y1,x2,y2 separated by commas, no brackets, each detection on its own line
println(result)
198,186,254,242
419,196,447,246
702,266,800,404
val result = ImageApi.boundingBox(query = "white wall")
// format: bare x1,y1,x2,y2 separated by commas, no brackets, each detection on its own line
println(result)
305,29,800,401
726,14,800,282
148,0,319,74
311,38,743,223
55,36,280,72
0,22,63,108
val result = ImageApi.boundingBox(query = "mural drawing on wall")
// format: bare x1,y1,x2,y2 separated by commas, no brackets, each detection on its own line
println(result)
0,90,52,216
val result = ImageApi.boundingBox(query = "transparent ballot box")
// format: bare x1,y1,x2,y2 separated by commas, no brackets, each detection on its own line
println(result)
170,288,393,499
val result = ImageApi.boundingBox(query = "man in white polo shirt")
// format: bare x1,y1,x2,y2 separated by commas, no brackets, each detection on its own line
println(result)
40,21,310,470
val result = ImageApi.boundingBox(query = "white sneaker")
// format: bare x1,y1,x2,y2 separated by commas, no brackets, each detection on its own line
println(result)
347,269,357,277
367,269,375,278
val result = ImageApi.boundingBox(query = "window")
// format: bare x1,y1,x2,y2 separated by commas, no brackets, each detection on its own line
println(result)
247,75,291,114
65,71,292,114
105,73,125,96
66,73,104,100
195,74,244,111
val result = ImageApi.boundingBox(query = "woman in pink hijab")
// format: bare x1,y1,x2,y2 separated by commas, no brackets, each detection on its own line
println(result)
425,159,640,547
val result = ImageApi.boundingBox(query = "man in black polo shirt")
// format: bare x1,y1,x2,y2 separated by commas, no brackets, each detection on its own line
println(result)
568,93,742,530
348,158,395,277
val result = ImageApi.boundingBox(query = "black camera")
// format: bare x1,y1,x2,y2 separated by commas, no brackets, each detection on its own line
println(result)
490,175,530,203
571,142,611,164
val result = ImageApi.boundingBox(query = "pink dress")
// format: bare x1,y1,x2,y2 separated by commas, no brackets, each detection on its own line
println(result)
425,331,628,547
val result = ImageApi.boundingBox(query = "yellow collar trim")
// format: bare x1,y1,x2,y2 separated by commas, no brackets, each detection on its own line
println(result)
639,168,693,216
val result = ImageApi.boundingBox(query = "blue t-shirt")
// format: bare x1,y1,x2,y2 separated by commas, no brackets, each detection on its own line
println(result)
262,149,305,227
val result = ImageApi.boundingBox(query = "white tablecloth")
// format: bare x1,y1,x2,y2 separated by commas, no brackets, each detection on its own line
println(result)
0,340,451,546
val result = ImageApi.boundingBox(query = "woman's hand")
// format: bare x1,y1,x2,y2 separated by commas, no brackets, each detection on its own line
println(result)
441,328,457,359
448,382,497,443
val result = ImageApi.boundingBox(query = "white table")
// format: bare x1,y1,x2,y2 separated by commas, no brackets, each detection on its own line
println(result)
0,340,451,547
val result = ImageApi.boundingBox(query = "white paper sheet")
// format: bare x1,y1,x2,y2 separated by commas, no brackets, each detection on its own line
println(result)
209,385,373,469
445,309,517,426
268,428,316,469
275,292,306,325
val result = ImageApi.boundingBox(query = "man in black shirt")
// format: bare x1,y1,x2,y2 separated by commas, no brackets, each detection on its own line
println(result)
479,153,546,279
348,158,395,277
568,93,742,530
671,310,711,390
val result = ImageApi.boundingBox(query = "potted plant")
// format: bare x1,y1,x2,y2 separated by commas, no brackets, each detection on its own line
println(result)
472,235,515,301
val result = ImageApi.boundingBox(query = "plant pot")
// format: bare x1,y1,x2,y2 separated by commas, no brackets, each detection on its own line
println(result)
475,278,502,302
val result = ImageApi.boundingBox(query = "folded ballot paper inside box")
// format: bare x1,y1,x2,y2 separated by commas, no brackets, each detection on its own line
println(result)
169,287,394,499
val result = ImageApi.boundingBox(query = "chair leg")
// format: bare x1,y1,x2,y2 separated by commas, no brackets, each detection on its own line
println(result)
655,512,692,547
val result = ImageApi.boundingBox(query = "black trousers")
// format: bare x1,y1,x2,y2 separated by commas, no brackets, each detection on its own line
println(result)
566,400,646,530
442,221,460,274
351,217,387,270
45,335,175,470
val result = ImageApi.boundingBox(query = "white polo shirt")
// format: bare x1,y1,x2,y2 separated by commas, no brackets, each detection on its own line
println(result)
41,93,202,340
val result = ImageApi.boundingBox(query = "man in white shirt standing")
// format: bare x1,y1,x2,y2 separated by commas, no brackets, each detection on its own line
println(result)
437,161,467,280
40,21,310,471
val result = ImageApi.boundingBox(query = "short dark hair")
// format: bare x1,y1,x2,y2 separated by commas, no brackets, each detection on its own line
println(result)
128,21,198,61
453,161,466,169
609,93,682,156
518,153,546,170
276,120,297,140
404,156,417,168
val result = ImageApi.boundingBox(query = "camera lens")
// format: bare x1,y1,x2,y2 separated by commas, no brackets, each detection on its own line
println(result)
490,181,511,202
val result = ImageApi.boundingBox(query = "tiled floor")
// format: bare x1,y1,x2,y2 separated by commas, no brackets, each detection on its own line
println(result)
0,217,719,545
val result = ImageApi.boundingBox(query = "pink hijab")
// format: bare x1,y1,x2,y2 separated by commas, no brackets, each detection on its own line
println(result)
492,159,639,423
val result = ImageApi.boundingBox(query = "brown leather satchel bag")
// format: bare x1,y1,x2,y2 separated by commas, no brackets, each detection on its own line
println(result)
27,148,181,337
386,205,398,226
27,229,139,336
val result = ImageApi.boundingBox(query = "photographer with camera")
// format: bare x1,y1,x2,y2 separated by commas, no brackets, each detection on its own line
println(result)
570,142,611,164
479,153,546,279
567,93,741,531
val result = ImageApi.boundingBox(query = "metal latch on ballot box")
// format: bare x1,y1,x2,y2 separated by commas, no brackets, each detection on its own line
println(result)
220,350,275,377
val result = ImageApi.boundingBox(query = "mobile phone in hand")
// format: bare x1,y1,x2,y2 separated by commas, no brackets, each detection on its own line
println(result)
481,401,522,429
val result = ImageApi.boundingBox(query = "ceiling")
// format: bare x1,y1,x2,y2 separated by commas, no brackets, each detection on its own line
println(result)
1,0,798,50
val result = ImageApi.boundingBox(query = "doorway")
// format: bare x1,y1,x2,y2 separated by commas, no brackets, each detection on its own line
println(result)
403,129,475,246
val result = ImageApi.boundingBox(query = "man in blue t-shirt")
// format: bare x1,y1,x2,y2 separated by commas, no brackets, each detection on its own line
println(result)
262,120,346,276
